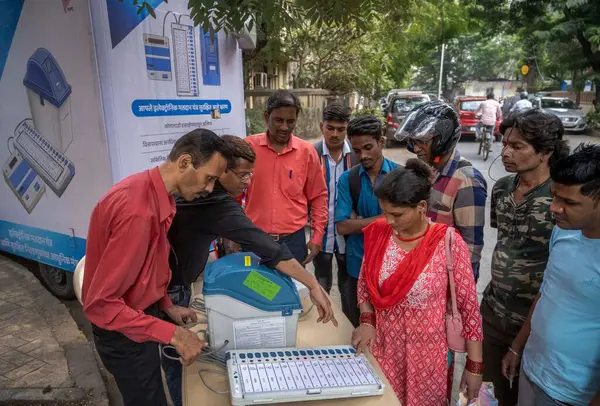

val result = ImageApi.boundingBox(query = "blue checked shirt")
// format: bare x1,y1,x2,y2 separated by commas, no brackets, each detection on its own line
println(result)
428,150,487,280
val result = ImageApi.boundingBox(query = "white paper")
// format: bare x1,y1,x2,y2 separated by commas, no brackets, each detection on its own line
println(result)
233,317,286,349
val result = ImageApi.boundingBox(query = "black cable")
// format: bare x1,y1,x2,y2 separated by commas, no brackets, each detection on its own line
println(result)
161,339,229,362
162,10,177,36
7,137,14,155
9,118,35,155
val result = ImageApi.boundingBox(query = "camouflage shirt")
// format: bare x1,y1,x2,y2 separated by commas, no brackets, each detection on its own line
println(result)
482,175,555,330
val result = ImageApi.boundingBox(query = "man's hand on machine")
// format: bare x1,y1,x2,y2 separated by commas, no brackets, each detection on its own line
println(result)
309,284,338,327
164,305,199,325
170,326,208,366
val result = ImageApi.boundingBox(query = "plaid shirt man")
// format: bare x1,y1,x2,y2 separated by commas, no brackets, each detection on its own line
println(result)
428,150,488,280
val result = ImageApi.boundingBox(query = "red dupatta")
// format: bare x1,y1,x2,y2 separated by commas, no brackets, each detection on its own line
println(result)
362,219,448,311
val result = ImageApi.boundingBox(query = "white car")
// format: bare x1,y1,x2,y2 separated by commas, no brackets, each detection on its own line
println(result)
537,97,588,133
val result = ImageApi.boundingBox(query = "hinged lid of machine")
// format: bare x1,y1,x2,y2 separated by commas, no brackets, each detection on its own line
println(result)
203,252,302,314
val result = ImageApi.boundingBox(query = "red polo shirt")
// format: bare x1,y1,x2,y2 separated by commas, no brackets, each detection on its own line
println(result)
244,133,328,245
82,167,176,344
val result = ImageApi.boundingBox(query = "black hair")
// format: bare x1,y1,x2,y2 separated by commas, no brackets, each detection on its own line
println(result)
168,129,233,168
500,108,570,166
347,115,383,141
265,90,302,116
550,143,600,203
323,102,351,123
375,159,433,207
221,135,255,164
487,92,494,100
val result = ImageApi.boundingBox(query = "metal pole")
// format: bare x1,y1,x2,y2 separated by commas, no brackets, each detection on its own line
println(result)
438,43,445,99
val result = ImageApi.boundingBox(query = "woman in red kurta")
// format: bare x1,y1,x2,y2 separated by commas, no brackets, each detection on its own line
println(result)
352,159,483,406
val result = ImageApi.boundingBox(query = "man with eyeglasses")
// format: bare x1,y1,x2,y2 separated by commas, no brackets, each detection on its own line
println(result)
162,135,336,406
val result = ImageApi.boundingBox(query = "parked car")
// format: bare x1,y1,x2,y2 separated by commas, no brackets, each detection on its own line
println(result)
454,96,502,141
385,92,430,147
536,97,588,133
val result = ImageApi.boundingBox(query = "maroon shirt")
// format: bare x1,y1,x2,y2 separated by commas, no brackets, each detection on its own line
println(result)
82,167,176,344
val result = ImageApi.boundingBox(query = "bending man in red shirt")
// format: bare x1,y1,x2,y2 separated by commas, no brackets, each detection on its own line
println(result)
244,90,328,265
82,129,232,406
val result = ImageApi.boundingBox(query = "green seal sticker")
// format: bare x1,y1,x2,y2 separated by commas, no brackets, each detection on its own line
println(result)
243,270,281,301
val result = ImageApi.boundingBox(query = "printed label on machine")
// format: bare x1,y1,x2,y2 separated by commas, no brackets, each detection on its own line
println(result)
233,318,286,349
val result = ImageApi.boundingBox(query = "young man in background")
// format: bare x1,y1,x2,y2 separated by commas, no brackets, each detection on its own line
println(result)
503,144,600,406
312,103,358,320
475,92,502,147
335,115,398,326
481,109,569,405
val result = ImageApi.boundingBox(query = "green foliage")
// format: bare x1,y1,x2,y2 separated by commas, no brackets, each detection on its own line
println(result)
473,0,600,96
245,108,266,135
586,109,600,129
411,34,522,93
352,107,385,124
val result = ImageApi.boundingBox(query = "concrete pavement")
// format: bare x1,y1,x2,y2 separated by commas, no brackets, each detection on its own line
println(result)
0,255,107,405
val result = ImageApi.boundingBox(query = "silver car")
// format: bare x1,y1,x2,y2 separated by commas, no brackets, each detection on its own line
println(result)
536,97,588,132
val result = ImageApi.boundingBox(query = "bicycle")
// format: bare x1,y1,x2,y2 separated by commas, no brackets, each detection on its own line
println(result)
477,123,493,162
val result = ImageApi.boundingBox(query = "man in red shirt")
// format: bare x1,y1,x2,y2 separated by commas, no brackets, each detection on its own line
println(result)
245,90,328,265
82,129,231,406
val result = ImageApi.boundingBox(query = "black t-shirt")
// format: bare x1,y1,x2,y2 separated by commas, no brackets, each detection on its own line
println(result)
167,183,294,287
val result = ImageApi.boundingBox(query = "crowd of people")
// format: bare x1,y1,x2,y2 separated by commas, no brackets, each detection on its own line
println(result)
79,89,599,406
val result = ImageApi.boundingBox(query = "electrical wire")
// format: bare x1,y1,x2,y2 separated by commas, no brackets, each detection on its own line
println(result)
298,304,314,321
198,368,229,395
177,14,192,25
487,128,514,182
161,339,230,395
7,137,14,155
162,10,178,36
161,340,229,363
190,297,206,313
8,118,35,155
487,152,505,182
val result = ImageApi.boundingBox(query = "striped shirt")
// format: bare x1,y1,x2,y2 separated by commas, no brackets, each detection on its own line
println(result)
428,150,488,280
317,140,354,254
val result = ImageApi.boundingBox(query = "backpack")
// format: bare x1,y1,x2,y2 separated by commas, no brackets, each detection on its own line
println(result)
348,165,361,214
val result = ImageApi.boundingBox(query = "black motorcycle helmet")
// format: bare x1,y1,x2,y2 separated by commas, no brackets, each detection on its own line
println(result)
394,101,461,161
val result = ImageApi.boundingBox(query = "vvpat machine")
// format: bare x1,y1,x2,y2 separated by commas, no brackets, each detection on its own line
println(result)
23,48,74,153
203,252,303,352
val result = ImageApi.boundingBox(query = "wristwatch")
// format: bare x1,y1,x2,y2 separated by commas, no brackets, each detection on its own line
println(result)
356,216,363,219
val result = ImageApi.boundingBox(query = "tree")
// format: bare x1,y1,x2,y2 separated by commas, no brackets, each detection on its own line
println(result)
381,0,477,87
410,34,522,96
474,0,600,99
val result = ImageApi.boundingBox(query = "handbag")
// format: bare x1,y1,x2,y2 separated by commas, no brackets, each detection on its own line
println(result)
445,227,466,353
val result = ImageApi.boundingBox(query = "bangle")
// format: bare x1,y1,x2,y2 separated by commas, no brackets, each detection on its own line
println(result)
465,358,484,375
508,347,521,357
359,312,376,327
360,322,376,329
